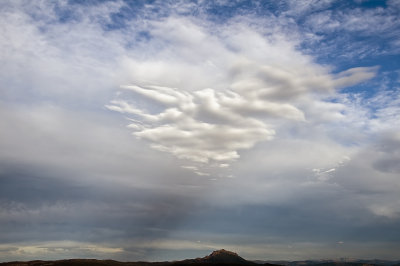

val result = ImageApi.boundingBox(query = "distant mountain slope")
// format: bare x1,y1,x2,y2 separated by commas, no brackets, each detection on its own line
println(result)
0,249,278,266
259,260,400,266
172,249,274,266
1,250,399,266
201,249,250,264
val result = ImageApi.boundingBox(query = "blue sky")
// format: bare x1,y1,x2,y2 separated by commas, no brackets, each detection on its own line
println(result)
1,0,400,262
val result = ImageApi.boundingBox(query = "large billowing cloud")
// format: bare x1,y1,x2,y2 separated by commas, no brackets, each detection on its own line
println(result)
106,16,377,169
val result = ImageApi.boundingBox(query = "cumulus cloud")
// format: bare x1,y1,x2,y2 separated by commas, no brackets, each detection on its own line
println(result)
107,85,275,165
107,17,376,168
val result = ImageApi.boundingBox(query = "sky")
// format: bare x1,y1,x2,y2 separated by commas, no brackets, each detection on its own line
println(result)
1,0,400,262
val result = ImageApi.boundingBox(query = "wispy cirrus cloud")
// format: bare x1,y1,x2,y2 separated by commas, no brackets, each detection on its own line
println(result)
298,1,400,59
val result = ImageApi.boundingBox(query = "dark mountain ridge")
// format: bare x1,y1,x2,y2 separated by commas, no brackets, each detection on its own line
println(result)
258,260,400,266
1,250,399,266
172,249,264,265
0,250,276,266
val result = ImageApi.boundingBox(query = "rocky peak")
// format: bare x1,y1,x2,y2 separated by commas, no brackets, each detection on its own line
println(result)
202,249,249,264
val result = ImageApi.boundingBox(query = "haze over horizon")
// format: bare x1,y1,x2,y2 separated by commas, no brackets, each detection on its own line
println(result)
1,0,400,262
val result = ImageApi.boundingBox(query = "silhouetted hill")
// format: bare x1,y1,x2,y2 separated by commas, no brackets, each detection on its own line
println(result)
0,249,278,266
0,249,280,266
202,249,250,264
313,262,374,266
1,250,399,266
172,249,266,265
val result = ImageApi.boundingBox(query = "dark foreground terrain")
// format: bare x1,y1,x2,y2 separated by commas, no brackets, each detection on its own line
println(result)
1,249,399,266
0,249,274,266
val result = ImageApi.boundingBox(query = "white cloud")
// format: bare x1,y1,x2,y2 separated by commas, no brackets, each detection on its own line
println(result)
0,0,394,207
1,1,400,261
0,0,125,105
107,16,377,168
334,66,379,88
107,85,275,164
